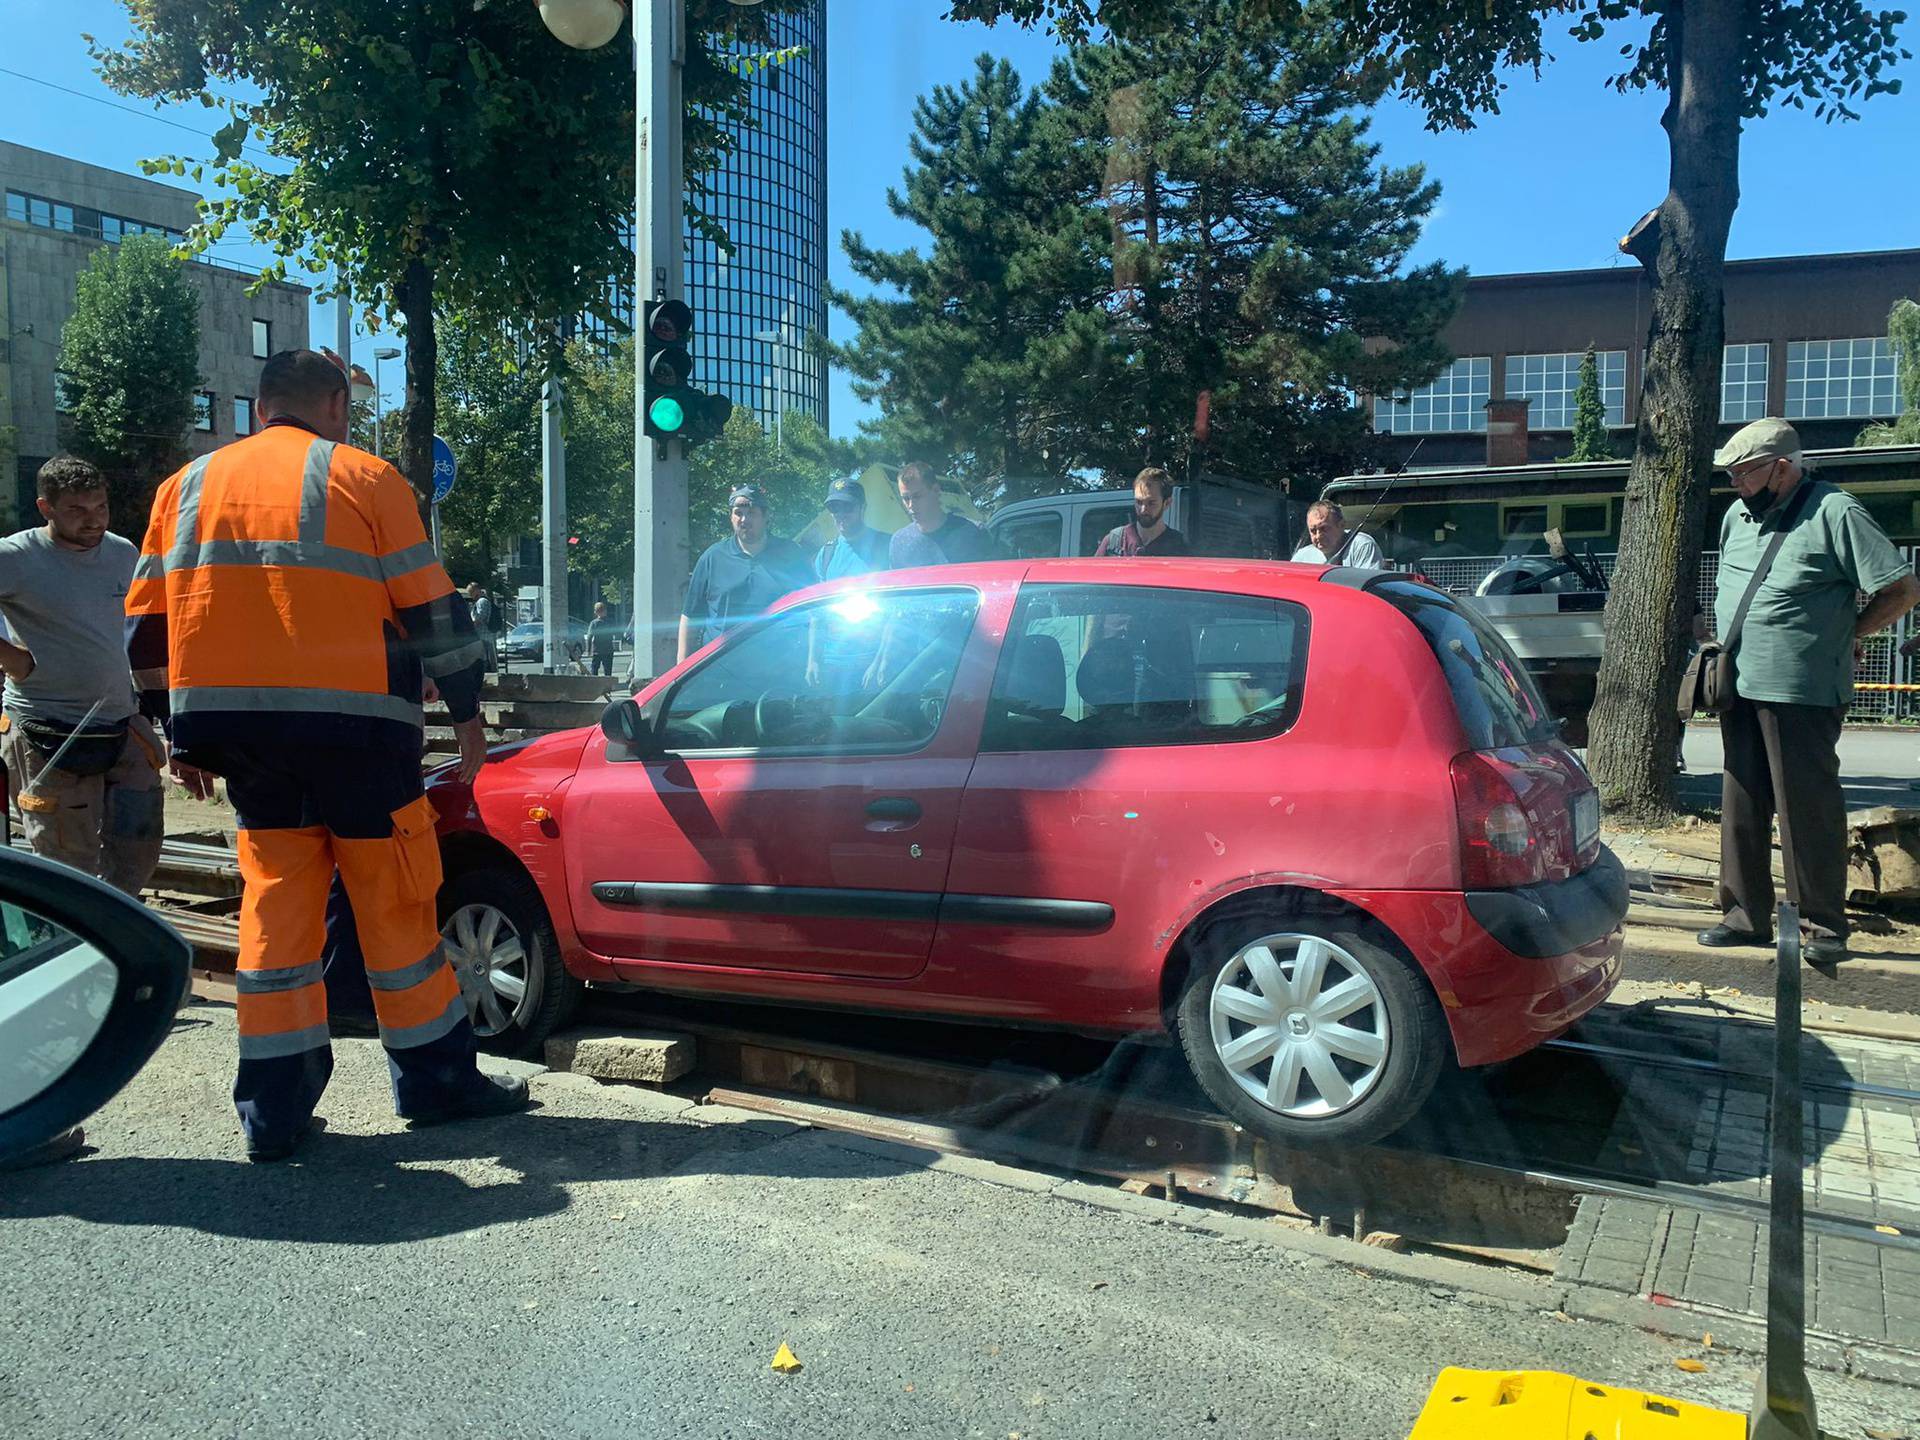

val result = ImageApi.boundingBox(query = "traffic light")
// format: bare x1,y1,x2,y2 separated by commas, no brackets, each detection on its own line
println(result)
641,298,731,448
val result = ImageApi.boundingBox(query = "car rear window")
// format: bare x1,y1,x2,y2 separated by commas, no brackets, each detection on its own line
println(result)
1375,580,1558,751
983,583,1308,752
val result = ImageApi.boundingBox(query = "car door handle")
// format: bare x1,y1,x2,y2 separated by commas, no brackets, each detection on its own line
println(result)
865,797,921,822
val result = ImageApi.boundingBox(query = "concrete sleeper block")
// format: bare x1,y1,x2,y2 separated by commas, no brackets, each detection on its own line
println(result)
545,1028,694,1084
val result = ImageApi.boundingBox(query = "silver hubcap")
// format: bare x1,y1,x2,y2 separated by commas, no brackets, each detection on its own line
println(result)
1209,933,1389,1120
442,903,537,1038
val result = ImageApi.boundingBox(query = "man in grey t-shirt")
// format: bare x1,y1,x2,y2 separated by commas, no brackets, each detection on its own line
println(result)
0,456,165,894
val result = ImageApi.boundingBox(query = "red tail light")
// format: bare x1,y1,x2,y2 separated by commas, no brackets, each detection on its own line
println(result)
1451,752,1541,888
1450,748,1597,889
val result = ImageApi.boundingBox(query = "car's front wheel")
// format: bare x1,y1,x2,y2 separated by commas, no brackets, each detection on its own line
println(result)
438,865,580,1057
1175,916,1447,1148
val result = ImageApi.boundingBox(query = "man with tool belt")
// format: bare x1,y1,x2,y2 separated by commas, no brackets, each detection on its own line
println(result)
0,456,164,894
128,349,528,1162
1698,418,1920,966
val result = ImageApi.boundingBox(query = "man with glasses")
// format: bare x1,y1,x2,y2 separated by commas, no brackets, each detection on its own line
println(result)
1697,418,1920,966
678,484,812,664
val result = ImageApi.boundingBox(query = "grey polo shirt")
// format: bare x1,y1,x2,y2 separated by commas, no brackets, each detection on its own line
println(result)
1714,479,1911,708
0,527,139,726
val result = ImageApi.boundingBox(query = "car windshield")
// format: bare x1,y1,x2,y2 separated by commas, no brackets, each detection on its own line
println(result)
14,2,1919,1437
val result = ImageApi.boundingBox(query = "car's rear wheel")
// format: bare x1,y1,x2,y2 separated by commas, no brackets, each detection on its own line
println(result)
438,866,579,1057
1175,916,1447,1147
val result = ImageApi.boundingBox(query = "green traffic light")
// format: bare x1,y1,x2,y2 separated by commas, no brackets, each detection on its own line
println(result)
649,394,686,433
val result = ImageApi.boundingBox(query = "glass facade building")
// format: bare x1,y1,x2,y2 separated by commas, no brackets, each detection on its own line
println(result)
573,2,828,434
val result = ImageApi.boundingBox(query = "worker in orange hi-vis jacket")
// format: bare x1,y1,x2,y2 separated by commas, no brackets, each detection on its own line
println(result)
127,348,528,1162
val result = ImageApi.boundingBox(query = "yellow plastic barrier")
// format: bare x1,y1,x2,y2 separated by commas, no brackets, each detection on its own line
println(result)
1407,1368,1745,1438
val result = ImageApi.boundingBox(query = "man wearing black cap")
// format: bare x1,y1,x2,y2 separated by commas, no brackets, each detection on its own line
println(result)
813,477,891,581
677,484,813,663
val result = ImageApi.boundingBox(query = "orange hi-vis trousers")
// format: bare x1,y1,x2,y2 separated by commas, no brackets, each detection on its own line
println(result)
235,804,463,1061
218,744,481,1146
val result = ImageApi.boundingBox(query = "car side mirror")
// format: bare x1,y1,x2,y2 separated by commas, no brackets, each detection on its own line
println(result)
0,848,190,1165
600,698,661,760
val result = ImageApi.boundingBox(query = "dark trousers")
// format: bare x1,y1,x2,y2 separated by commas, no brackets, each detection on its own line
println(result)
1719,697,1849,941
590,653,613,677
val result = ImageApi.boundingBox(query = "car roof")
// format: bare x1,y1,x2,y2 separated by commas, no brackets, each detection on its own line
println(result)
798,556,1355,600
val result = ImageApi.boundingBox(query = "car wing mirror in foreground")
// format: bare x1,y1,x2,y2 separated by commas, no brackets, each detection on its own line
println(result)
600,698,662,760
0,848,190,1165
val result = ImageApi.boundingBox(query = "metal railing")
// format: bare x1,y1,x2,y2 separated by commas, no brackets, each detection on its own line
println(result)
1410,547,1920,725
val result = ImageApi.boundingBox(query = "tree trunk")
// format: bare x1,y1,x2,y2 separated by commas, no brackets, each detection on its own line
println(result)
396,257,437,506
1586,0,1746,823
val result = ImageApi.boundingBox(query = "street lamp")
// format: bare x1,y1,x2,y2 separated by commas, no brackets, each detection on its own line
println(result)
535,0,764,681
372,346,400,459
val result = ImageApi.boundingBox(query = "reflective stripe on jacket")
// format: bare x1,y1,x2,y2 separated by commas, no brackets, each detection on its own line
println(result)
128,421,484,755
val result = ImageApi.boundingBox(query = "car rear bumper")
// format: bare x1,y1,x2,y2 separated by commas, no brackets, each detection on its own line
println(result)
1335,851,1627,1069
1465,846,1627,958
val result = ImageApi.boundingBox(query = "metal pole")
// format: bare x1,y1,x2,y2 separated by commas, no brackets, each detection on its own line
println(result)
373,351,384,458
542,371,570,674
335,282,351,369
1750,903,1819,1440
632,0,691,685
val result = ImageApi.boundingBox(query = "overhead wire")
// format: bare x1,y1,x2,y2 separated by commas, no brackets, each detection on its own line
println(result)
0,65,279,162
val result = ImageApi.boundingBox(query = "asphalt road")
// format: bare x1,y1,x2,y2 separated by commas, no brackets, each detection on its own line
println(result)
1673,724,1920,811
4,1008,1918,1439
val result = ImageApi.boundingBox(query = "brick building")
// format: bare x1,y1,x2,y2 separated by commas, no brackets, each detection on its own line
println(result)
0,140,310,526
1370,248,1920,472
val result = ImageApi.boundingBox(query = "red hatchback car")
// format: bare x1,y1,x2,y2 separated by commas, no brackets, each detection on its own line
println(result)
427,559,1625,1146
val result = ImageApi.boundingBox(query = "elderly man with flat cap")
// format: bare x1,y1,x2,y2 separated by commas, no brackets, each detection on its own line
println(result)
1698,418,1920,965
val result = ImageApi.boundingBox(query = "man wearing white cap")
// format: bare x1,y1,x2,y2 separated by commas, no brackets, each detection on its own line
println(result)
1697,418,1920,965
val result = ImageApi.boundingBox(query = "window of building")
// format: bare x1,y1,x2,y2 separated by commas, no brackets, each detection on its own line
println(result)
657,588,978,755
1560,501,1611,537
233,397,255,436
1498,498,1614,542
3,191,24,224
52,204,74,233
1785,338,1903,420
194,393,216,433
251,319,272,360
1721,342,1770,423
1372,357,1492,435
1505,350,1627,430
102,215,123,243
29,196,51,228
982,585,1310,752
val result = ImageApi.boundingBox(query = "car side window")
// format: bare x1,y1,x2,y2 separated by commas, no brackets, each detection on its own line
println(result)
992,510,1065,559
1077,505,1133,556
656,588,979,755
982,583,1308,753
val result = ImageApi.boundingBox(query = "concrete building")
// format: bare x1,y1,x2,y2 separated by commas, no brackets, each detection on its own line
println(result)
1370,248,1920,472
0,140,311,525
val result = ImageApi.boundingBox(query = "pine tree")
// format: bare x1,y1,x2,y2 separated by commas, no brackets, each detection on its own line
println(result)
827,55,1096,502
56,233,202,534
1568,347,1611,461
1027,4,1461,487
831,10,1461,499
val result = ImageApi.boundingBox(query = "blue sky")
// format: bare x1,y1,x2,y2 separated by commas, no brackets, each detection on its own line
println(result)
6,1,1917,437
